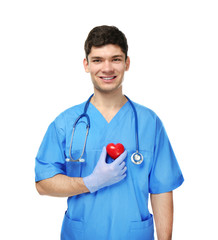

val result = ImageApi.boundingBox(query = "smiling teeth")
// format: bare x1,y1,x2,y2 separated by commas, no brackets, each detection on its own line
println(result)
102,77,115,80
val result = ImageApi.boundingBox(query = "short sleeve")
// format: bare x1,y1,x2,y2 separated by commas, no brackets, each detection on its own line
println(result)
35,121,66,182
149,118,184,194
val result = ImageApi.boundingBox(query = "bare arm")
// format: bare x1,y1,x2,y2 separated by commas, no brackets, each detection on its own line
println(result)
35,174,89,197
150,191,173,240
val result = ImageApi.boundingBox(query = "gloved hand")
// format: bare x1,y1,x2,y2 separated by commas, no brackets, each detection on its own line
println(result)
83,146,127,193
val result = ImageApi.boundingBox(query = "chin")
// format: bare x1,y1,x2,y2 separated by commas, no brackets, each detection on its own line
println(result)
96,85,123,94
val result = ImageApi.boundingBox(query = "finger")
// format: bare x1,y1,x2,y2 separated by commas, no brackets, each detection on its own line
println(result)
119,173,127,181
119,161,126,169
114,173,127,184
113,150,127,165
120,166,127,175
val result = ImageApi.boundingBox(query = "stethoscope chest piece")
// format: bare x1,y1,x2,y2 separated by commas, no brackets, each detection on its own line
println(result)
131,151,143,165
67,94,144,165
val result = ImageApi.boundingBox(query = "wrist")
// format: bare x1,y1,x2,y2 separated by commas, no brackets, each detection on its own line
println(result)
83,174,99,193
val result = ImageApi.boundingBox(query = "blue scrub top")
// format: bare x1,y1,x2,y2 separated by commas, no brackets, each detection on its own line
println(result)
35,100,184,240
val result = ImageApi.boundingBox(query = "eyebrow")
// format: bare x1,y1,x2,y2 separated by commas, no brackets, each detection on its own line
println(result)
112,55,124,58
90,56,102,60
90,55,124,60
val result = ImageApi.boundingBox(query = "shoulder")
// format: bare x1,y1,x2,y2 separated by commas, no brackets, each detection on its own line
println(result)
132,101,158,120
52,101,86,131
131,100,163,129
59,102,86,119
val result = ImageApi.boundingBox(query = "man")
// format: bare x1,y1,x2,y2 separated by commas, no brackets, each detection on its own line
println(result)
35,25,184,240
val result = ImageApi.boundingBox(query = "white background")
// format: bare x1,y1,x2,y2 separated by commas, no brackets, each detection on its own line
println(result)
0,0,218,239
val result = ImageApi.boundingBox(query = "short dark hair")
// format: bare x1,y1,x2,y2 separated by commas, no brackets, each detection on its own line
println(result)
84,25,128,60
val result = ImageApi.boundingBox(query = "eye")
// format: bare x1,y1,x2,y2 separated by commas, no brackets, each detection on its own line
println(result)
113,58,122,62
92,59,102,63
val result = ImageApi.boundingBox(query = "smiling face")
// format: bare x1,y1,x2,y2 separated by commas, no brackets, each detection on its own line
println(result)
83,44,130,94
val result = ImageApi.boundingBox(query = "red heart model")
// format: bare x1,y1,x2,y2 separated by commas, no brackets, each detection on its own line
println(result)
106,143,125,159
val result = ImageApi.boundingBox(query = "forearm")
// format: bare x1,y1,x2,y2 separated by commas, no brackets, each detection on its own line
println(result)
150,191,173,240
35,174,89,197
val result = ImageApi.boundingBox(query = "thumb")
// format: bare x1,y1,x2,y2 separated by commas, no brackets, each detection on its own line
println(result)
113,150,127,166
99,146,107,163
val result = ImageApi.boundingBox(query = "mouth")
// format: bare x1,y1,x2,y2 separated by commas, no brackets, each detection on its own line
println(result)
99,76,117,82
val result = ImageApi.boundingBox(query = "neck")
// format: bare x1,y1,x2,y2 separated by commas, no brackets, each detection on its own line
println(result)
91,88,127,109
90,88,128,123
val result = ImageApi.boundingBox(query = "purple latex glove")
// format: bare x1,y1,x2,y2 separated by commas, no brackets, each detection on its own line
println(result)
83,146,127,193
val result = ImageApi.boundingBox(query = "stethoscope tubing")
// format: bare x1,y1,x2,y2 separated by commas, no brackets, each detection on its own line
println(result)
124,95,139,153
66,94,143,164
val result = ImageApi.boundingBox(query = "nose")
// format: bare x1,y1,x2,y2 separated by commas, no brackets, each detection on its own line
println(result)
102,60,114,73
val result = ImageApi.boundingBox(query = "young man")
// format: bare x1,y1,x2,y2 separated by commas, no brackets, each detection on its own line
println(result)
35,25,184,240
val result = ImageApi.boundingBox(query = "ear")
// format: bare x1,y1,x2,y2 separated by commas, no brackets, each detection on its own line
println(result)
83,58,89,73
125,56,130,71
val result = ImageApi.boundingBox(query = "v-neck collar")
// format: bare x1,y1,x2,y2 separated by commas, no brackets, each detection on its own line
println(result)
88,101,130,125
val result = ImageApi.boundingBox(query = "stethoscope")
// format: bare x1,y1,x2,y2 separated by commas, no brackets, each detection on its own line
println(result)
66,94,143,165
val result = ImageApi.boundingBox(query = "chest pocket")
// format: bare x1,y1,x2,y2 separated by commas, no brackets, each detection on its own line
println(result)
65,152,87,177
126,150,153,194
